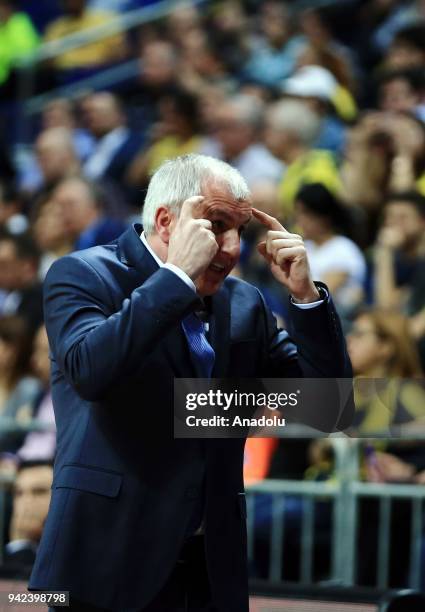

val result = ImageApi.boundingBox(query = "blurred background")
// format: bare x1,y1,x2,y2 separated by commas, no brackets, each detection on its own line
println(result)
0,0,425,609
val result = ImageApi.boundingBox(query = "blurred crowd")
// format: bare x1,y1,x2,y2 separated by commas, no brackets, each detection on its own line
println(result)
0,0,425,588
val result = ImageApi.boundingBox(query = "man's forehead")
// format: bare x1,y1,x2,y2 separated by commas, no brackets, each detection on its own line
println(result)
200,180,252,218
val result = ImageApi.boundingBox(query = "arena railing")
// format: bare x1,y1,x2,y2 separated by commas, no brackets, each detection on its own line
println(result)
0,423,424,593
246,436,425,592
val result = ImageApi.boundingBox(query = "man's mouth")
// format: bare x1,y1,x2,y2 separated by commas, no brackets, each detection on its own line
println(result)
209,263,226,273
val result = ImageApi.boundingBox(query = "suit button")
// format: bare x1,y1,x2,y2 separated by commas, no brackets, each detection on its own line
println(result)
185,486,201,500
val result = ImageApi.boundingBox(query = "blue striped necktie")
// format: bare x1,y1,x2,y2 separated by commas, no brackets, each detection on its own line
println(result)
182,313,215,378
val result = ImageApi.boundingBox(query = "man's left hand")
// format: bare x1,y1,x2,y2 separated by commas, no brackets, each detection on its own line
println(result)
253,208,320,303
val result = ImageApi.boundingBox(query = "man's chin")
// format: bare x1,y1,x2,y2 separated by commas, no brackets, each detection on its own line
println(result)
195,273,226,296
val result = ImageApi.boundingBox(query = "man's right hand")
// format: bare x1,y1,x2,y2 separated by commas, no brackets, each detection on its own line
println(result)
167,196,218,280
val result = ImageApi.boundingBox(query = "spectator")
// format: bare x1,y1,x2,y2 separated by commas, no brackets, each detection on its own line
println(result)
340,111,425,241
82,92,143,194
373,191,425,312
32,127,80,200
127,87,208,187
0,182,28,235
43,0,126,71
42,98,95,163
243,1,305,87
384,22,425,70
0,316,41,453
4,461,53,575
294,183,366,317
130,39,178,131
297,5,357,94
264,99,341,221
52,176,127,250
377,67,425,118
177,28,237,96
18,325,56,463
32,194,75,280
281,64,352,155
0,0,39,90
0,231,43,332
209,94,283,188
347,309,424,435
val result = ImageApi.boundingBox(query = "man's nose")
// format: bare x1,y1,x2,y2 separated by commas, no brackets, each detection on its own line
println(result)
220,230,240,256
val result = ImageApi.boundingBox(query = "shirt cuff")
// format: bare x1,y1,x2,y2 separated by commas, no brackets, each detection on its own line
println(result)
163,263,196,293
291,286,328,310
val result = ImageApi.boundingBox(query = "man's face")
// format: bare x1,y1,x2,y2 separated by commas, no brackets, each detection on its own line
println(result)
177,182,251,296
263,116,291,161
54,180,96,236
0,240,20,290
83,95,122,138
383,201,425,246
10,466,53,542
35,135,72,183
380,78,418,113
212,107,253,159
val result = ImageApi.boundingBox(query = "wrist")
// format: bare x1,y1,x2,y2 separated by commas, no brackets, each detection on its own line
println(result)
291,284,321,304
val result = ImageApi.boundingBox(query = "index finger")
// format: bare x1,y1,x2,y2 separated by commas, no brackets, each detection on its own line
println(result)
179,196,205,220
252,207,285,231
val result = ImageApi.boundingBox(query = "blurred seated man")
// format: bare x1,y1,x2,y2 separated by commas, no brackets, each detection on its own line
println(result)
4,462,53,576
0,231,43,333
52,176,127,250
32,194,75,280
28,127,80,199
42,98,95,163
264,99,341,222
209,94,284,189
43,0,126,71
82,92,143,197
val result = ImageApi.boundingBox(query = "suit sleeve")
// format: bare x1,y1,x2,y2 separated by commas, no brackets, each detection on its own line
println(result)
261,282,354,431
44,255,200,401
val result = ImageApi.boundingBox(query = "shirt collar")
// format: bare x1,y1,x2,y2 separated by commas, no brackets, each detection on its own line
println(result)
140,230,164,268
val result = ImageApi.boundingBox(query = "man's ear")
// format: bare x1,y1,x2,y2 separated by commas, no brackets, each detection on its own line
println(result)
154,206,175,244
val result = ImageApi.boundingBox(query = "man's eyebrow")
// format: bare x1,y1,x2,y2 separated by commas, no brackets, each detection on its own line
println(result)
210,211,252,225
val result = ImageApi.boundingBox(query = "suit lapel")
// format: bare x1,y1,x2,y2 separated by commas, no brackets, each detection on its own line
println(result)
117,223,158,280
117,224,198,378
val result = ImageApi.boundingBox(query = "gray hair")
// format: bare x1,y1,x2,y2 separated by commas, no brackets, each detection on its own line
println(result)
142,154,250,235
267,99,321,146
225,94,265,128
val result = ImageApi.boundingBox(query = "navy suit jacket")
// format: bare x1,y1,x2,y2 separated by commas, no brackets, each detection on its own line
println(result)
30,224,352,612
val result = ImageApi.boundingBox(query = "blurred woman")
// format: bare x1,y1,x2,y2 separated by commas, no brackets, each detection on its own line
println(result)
294,183,366,317
127,87,209,187
347,308,425,435
0,316,41,453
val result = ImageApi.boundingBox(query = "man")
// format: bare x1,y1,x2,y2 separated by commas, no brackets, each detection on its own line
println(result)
52,176,127,250
33,127,80,199
210,94,284,188
4,462,53,576
30,154,352,611
0,230,43,332
264,99,341,220
83,92,143,186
